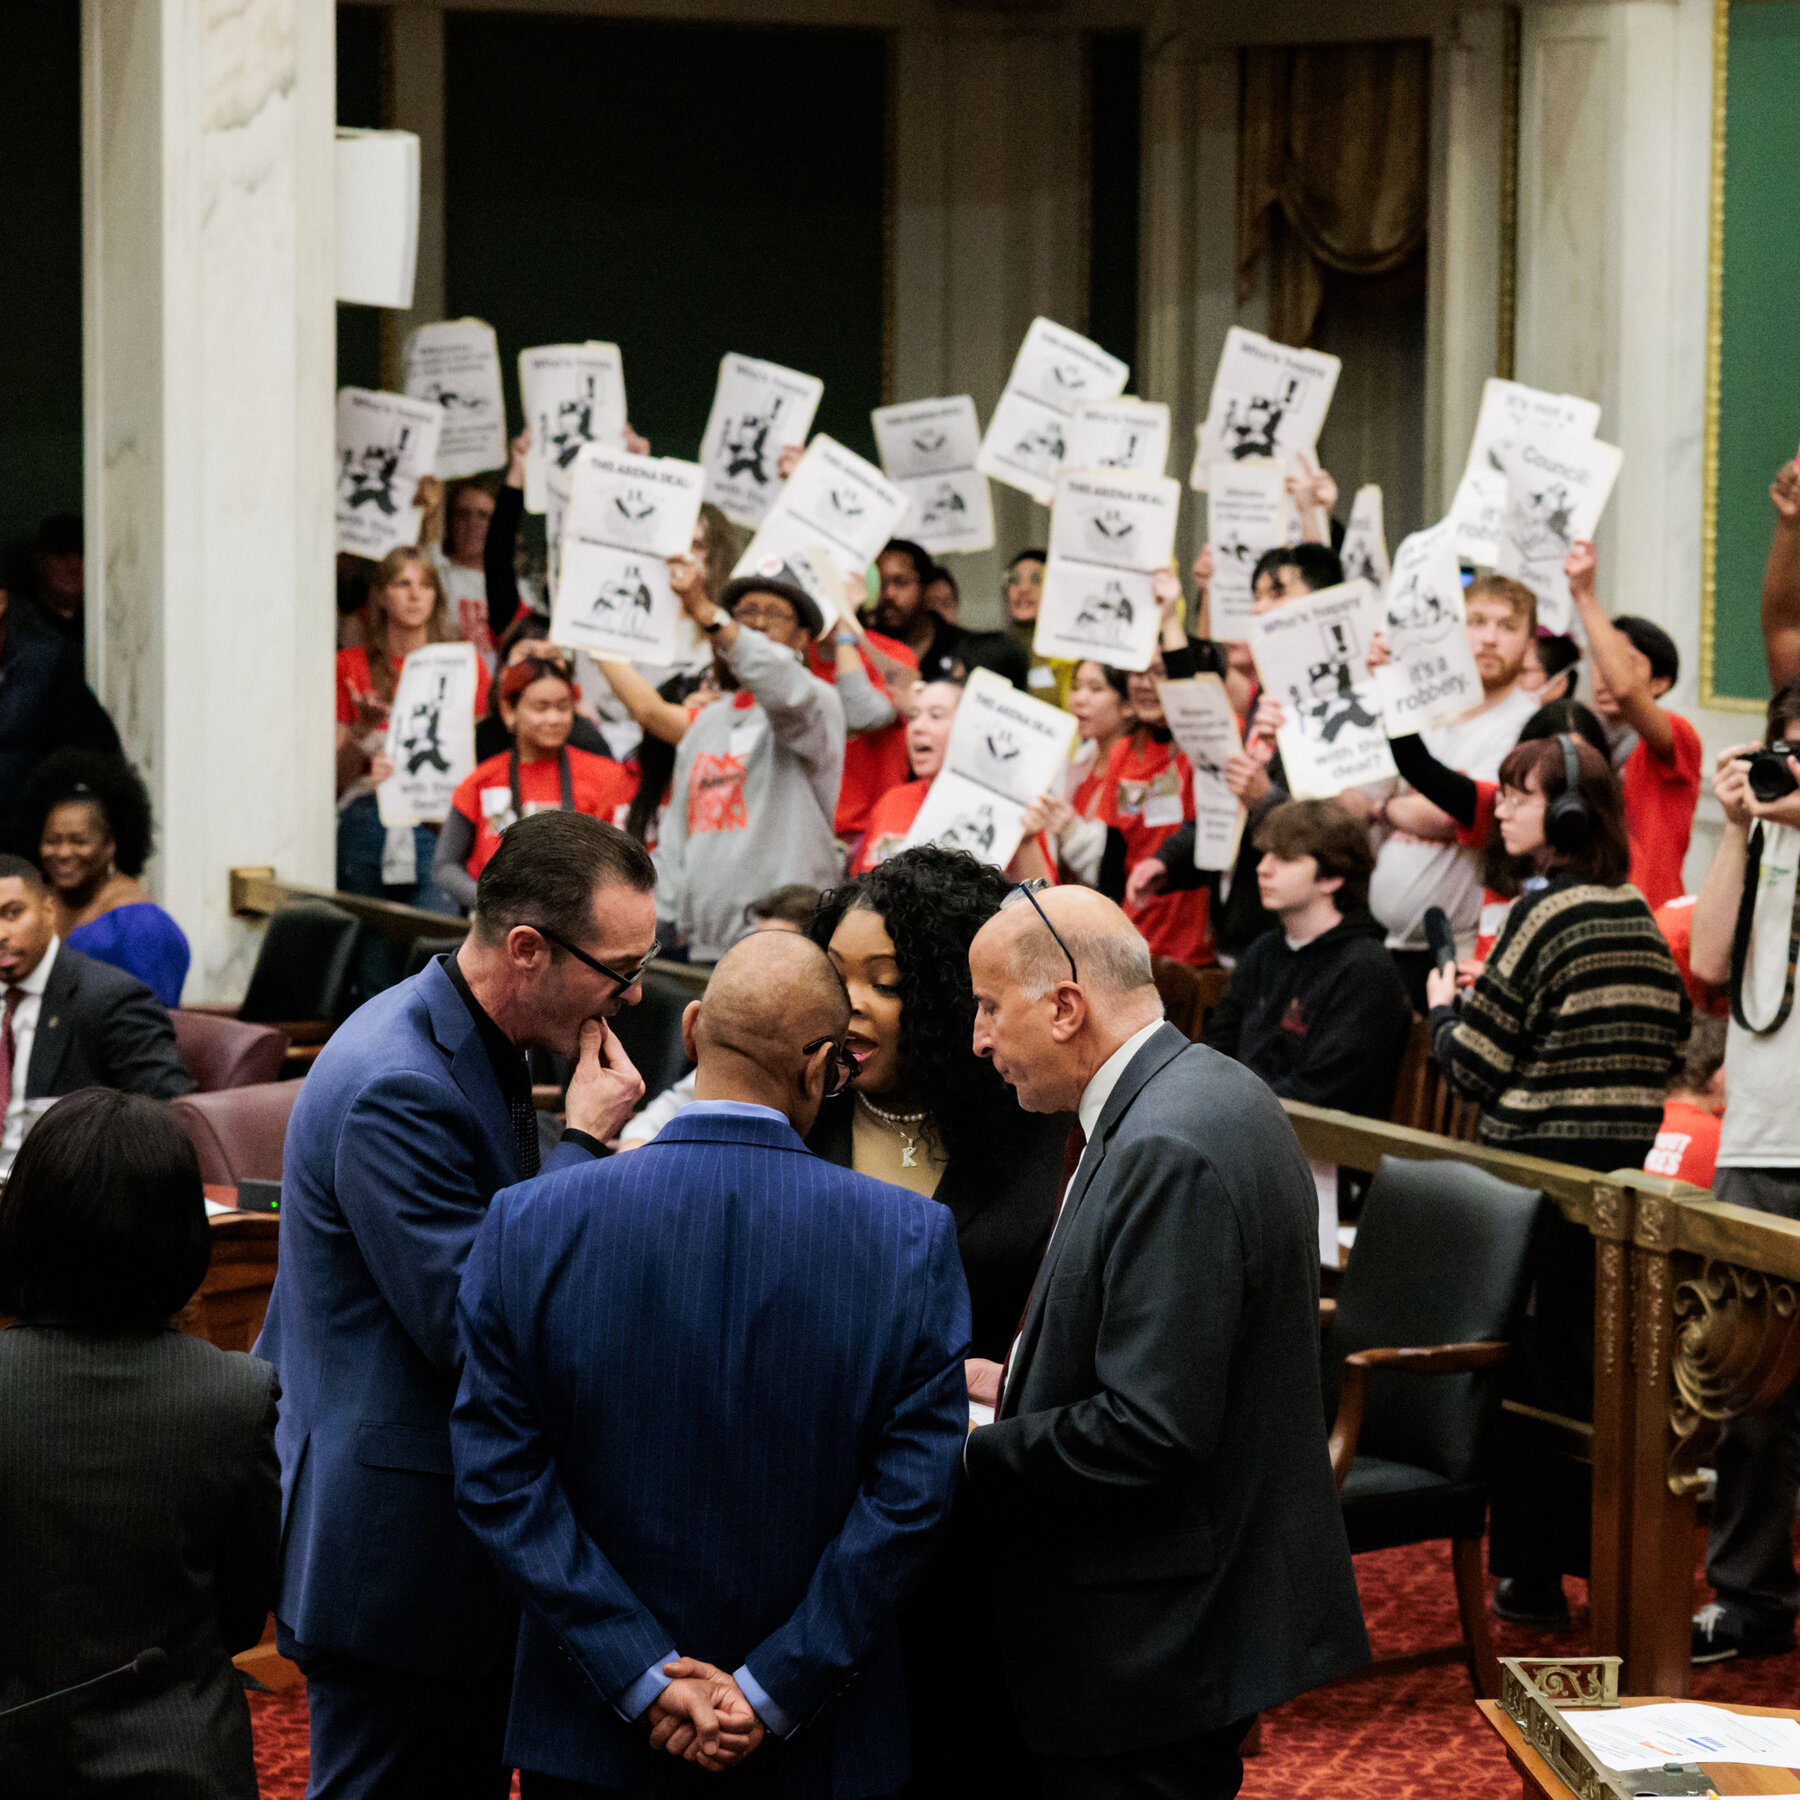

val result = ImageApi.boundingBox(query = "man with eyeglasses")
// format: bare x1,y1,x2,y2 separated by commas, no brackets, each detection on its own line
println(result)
452,927,970,1794
657,554,847,962
964,884,1368,1799
257,811,659,1799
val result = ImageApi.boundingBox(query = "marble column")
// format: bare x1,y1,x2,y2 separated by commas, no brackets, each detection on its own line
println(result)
82,0,337,1002
1514,0,1720,884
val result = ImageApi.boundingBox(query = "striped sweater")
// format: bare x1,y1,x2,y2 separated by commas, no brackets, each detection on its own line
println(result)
1429,880,1691,1171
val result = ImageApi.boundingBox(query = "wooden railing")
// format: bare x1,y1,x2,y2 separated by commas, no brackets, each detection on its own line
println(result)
1284,1101,1800,1698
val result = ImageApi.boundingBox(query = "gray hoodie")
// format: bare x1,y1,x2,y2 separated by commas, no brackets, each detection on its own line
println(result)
655,626,846,960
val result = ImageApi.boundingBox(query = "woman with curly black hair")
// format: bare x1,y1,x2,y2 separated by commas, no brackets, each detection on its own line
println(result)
25,749,189,1007
808,846,1065,1800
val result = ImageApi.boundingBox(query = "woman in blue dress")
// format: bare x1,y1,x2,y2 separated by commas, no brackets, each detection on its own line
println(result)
25,750,190,1007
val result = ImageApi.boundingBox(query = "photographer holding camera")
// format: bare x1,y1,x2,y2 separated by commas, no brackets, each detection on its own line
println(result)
1688,678,1800,1663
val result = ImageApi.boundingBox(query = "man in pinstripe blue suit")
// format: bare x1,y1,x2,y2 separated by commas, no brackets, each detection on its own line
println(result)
451,929,972,1799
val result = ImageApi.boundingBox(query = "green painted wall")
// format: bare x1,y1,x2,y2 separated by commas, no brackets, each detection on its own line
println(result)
1713,0,1800,702
442,13,887,467
0,7,83,586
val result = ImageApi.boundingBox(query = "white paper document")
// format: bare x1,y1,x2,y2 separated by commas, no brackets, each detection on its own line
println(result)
871,396,995,556
335,129,419,310
552,446,706,666
1374,519,1485,733
519,344,628,515
404,319,508,480
1064,398,1171,481
1191,328,1340,489
1035,469,1182,674
903,668,1079,869
1448,378,1602,567
976,318,1131,504
378,642,479,826
734,434,909,594
335,388,443,559
1562,1701,1800,1772
1157,676,1245,872
698,353,825,529
1340,485,1390,587
1248,580,1396,798
1206,459,1289,639
1494,431,1624,632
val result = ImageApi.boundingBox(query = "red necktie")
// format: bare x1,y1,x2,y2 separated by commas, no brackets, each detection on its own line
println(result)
0,986,23,1114
1060,1121,1088,1197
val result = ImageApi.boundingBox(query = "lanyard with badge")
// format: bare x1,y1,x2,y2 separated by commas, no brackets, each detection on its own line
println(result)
508,746,576,825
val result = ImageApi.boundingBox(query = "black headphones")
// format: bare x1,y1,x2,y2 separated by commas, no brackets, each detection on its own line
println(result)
1544,733,1591,855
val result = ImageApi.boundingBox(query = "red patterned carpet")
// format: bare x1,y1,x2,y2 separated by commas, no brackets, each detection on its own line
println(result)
249,1533,1800,1798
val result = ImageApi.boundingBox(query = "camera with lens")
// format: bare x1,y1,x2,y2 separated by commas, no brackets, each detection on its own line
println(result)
1739,740,1800,803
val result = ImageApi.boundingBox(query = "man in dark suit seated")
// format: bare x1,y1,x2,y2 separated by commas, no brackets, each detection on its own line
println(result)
256,813,657,1799
451,928,971,1797
965,885,1369,1800
0,855,192,1175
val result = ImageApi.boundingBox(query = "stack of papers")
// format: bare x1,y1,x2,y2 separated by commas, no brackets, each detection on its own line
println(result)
1561,1700,1800,1772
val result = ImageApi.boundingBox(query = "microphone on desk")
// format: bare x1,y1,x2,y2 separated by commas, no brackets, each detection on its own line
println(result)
0,1647,167,1721
1423,906,1459,978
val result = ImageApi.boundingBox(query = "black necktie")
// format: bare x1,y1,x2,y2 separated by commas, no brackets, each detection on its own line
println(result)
510,1089,540,1178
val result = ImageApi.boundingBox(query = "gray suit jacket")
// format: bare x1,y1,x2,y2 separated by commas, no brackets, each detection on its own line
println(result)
965,1023,1369,1756
0,1325,279,1799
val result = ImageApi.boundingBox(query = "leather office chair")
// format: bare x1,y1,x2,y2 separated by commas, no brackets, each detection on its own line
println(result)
238,902,362,1029
608,969,695,1102
1324,1154,1542,1697
173,1010,290,1092
402,934,468,981
1150,958,1230,1043
170,1082,302,1188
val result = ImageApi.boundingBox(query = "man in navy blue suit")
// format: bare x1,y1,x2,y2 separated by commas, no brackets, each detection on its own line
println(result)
257,813,659,1799
451,929,972,1798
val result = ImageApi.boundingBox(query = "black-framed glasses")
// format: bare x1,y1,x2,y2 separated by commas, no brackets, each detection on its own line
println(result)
1001,878,1078,985
802,1035,857,1098
537,927,660,992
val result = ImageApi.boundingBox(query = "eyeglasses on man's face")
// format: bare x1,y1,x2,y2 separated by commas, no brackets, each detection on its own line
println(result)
801,1035,857,1099
1000,879,1078,985
537,927,660,993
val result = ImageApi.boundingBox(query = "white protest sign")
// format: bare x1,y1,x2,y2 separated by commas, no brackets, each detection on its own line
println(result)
552,445,706,666
871,396,995,556
1340,484,1390,587
1375,520,1484,733
1206,459,1288,639
1064,398,1170,480
335,129,418,309
1449,379,1602,566
1191,328,1340,489
903,669,1078,868
1248,580,1396,798
976,317,1130,504
1035,469,1181,674
335,388,443,559
403,319,507,479
734,434,908,597
519,343,627,514
1495,431,1624,632
698,354,824,528
1158,676,1245,872
377,642,479,826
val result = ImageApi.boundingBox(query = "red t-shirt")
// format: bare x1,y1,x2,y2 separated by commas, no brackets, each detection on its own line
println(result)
1101,733,1213,966
450,746,636,878
335,644,492,734
806,630,918,837
852,778,1056,879
1654,894,1729,1017
1644,1099,1722,1187
1623,713,1703,910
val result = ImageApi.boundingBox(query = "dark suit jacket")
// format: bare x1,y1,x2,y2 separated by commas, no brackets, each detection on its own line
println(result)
0,1325,279,1799
965,1024,1369,1756
450,1108,972,1799
255,958,595,1678
807,1093,1069,1360
23,943,195,1103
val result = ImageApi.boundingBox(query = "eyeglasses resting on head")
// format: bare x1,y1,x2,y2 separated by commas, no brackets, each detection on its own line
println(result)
1000,878,1079,985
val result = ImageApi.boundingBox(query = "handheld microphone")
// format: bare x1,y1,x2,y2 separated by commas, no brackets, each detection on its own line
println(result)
0,1648,166,1721
1423,906,1458,976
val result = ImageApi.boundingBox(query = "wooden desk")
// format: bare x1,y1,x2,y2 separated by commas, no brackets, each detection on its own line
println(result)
192,1187,278,1352
1479,1697,1800,1797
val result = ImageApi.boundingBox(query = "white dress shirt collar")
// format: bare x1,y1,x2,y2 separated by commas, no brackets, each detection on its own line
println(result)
13,934,59,1001
1076,1017,1165,1145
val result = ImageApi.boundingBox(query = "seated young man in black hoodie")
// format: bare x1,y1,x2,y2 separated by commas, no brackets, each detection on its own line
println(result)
1203,798,1414,1119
